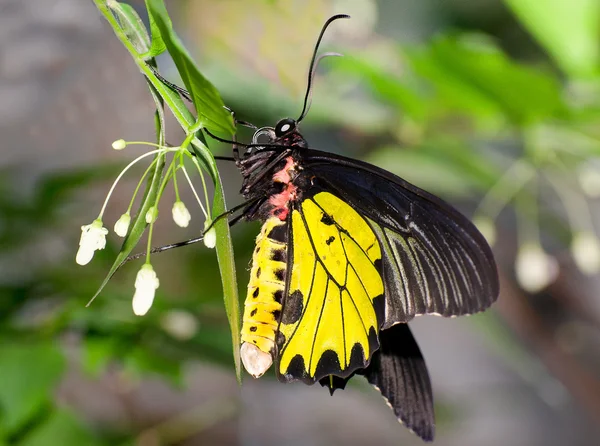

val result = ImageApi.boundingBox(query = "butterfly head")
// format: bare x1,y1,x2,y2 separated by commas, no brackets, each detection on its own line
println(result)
274,118,297,137
245,118,307,158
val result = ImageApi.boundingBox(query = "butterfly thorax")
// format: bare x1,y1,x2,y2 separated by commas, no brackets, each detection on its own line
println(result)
238,121,308,222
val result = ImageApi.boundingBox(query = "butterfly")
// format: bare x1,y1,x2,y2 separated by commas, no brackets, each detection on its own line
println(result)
209,14,500,443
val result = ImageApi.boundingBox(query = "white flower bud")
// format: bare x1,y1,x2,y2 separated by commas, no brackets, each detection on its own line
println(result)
76,219,108,265
515,243,559,293
132,264,160,316
571,231,600,275
578,161,600,198
114,212,131,237
112,139,127,150
172,201,191,228
145,206,158,224
473,216,496,246
160,310,199,340
203,221,216,249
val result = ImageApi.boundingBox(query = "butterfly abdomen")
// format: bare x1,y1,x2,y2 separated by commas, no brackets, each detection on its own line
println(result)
240,216,288,377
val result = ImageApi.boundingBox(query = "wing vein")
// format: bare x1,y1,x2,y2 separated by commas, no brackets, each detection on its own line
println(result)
309,277,330,374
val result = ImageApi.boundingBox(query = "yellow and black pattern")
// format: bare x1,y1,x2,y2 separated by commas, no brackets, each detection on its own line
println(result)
304,154,499,326
276,191,385,383
241,217,287,357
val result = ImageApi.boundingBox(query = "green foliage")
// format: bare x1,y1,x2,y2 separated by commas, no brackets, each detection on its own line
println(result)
505,0,600,78
407,33,564,126
18,411,101,446
0,343,65,433
93,0,241,381
145,0,235,135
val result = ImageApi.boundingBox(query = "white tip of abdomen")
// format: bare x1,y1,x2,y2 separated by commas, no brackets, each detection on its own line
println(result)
241,342,273,378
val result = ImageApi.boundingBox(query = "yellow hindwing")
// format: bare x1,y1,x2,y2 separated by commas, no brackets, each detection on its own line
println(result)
277,192,385,382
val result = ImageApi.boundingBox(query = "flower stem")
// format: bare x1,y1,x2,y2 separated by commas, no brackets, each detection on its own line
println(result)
180,163,208,218
476,158,536,220
127,158,159,212
192,155,212,221
172,154,182,202
98,147,177,218
516,176,540,246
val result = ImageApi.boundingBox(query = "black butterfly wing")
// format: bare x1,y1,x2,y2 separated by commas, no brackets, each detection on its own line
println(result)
319,324,435,442
362,323,435,441
300,149,499,328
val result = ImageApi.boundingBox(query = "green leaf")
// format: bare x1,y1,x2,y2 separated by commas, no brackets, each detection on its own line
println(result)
333,55,427,120
94,0,241,381
0,343,65,433
81,338,117,377
420,137,504,191
94,0,202,132
145,0,167,57
505,0,600,78
407,34,564,126
123,347,182,386
191,141,241,383
18,410,100,446
108,1,151,54
145,0,235,135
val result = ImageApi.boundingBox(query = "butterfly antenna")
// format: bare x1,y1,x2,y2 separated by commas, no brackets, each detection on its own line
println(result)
297,14,350,123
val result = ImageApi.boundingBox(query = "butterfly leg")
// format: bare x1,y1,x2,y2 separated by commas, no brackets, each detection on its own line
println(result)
147,65,193,101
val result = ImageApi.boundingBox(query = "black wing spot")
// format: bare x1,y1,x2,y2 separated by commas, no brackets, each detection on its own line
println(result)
274,290,283,303
367,326,379,355
285,354,308,380
348,343,367,371
252,287,260,298
256,267,262,278
281,290,304,324
276,331,286,348
250,308,257,317
315,350,342,378
374,257,383,272
250,326,257,332
325,236,335,245
272,309,281,322
321,213,335,226
271,248,287,262
255,246,261,254
372,294,385,325
274,268,286,281
267,223,288,242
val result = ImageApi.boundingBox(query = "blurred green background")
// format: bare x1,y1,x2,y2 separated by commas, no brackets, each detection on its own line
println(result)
2,0,600,444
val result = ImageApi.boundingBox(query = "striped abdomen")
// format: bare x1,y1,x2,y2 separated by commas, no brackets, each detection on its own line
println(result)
240,216,288,377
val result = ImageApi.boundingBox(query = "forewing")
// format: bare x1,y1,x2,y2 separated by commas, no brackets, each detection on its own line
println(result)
276,191,385,383
302,151,499,328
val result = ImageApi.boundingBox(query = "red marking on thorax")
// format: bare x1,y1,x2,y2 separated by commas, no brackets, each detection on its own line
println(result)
273,157,295,183
270,156,297,221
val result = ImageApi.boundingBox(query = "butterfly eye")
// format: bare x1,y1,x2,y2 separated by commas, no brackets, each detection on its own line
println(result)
275,118,296,137
251,127,276,146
